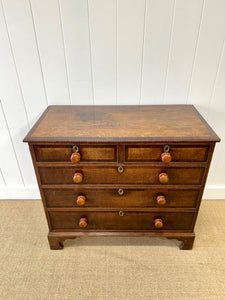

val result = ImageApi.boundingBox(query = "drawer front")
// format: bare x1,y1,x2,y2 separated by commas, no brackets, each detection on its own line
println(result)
125,145,209,162
44,188,199,208
39,166,205,185
34,145,117,162
49,211,194,230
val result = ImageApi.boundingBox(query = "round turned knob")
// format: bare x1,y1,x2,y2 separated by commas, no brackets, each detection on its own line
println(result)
159,172,168,184
156,195,166,205
161,152,172,163
154,218,163,228
76,195,86,206
79,217,88,228
70,152,81,163
73,172,83,183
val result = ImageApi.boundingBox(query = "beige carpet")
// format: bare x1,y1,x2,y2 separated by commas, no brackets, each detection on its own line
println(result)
0,201,225,300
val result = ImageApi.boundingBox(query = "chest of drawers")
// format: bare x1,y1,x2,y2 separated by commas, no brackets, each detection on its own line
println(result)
24,105,220,250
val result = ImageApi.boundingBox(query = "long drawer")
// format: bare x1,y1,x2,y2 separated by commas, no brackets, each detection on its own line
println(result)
39,166,205,185
49,211,194,230
44,188,200,208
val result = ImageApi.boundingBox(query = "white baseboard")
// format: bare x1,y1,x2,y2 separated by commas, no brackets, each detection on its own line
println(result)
0,185,225,200
202,186,225,200
0,186,41,199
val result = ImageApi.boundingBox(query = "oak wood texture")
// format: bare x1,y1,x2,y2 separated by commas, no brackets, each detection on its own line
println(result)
24,105,220,250
34,145,117,162
49,211,194,230
39,166,205,185
43,188,200,208
23,105,220,143
125,145,209,162
47,231,195,250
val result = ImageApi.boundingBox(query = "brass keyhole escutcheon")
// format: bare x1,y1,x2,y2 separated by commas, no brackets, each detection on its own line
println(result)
119,211,124,217
118,188,124,196
118,166,124,173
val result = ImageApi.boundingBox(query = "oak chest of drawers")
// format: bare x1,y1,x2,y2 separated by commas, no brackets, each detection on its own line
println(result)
24,105,220,250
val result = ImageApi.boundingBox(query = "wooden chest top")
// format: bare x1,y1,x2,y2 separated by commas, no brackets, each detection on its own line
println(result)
24,105,220,143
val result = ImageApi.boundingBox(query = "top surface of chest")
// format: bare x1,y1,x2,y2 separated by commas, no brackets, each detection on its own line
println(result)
23,105,220,143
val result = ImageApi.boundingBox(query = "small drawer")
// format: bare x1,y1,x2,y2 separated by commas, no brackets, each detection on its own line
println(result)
34,144,117,162
49,211,194,230
39,166,205,185
125,144,209,162
44,188,200,208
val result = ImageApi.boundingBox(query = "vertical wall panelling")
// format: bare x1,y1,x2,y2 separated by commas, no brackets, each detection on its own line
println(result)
0,1,225,198
60,0,93,104
187,0,225,118
206,42,225,187
88,0,116,104
141,0,174,104
0,169,6,188
163,0,203,104
2,0,47,127
117,0,146,104
30,0,70,105
0,101,24,187
0,2,36,186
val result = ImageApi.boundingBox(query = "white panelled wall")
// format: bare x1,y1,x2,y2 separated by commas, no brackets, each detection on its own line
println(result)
0,0,225,199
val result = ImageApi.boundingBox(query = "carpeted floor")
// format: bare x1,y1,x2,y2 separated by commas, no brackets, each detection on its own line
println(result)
0,200,225,300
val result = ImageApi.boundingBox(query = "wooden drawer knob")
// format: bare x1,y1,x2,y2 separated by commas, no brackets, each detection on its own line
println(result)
79,217,88,228
70,152,81,163
156,195,166,205
77,195,86,206
161,152,172,163
159,172,168,184
73,172,83,183
154,218,163,228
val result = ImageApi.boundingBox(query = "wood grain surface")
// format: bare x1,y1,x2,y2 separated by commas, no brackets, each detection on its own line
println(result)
49,211,194,231
43,188,200,208
23,105,220,142
38,166,205,185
